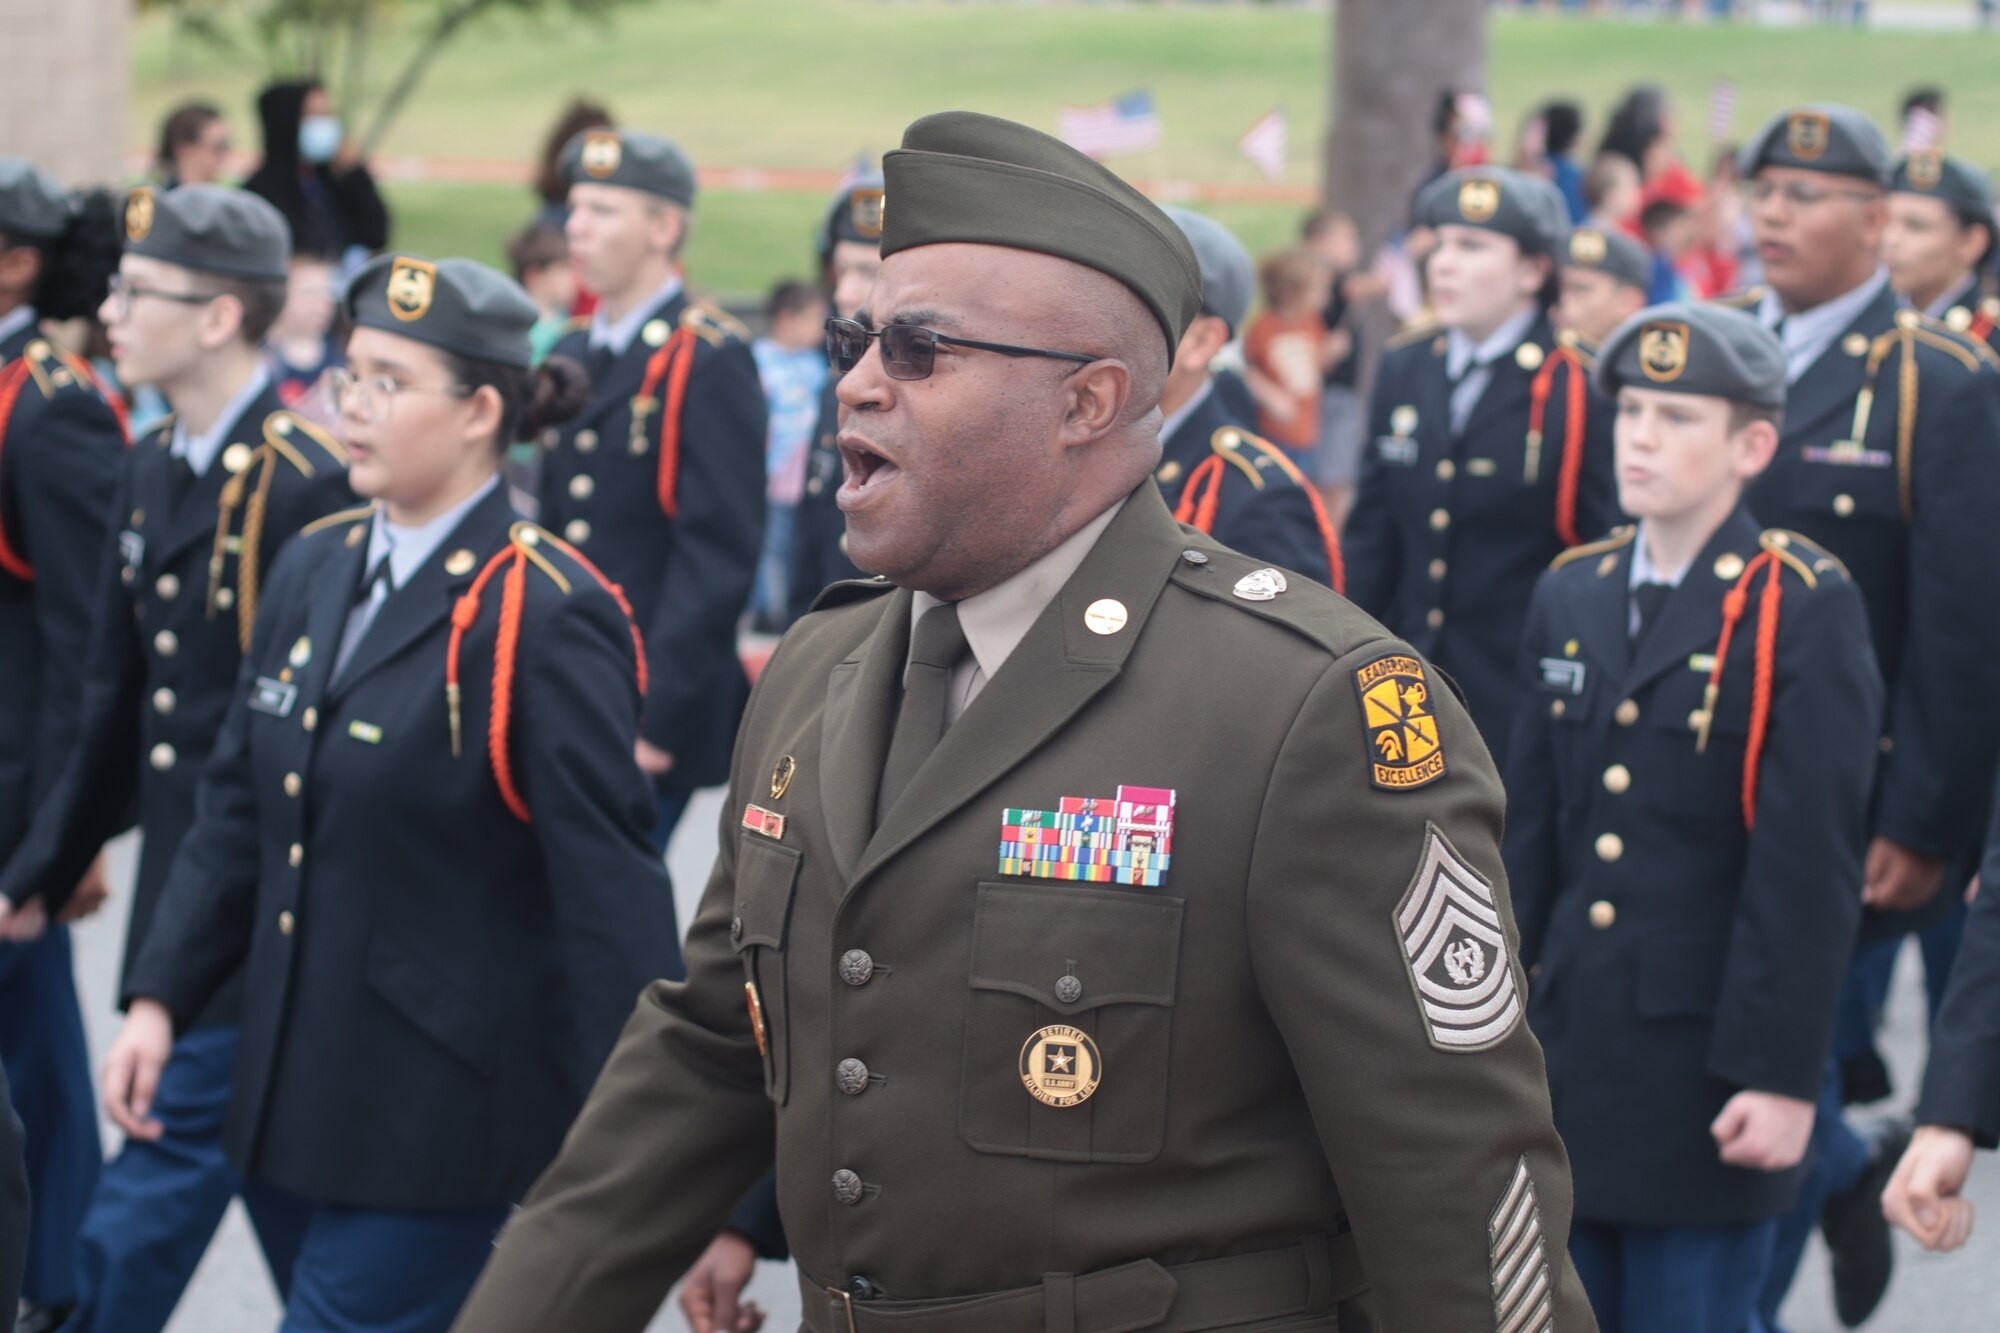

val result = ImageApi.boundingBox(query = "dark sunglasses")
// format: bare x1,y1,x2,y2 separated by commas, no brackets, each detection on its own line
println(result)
825,316,1097,382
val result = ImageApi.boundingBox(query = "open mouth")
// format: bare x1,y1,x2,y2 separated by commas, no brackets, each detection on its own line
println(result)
836,435,901,508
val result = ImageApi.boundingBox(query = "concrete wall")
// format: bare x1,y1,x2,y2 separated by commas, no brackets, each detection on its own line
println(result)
0,0,131,189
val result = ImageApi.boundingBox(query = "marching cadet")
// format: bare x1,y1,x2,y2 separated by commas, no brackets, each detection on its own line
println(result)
542,127,767,878
1346,165,1620,768
1883,148,1999,357
0,184,355,1332
1504,303,1882,1332
0,159,128,1333
101,255,676,1332
1155,206,1338,589
453,109,1594,1333
1554,224,1651,347
1729,103,2000,1328
786,174,884,627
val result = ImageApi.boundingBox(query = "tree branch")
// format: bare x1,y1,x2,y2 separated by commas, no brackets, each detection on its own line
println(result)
356,0,504,158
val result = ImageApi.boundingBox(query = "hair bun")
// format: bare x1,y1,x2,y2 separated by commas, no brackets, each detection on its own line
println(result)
517,353,590,439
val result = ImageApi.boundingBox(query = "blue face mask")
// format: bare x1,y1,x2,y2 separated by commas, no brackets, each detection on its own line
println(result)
299,115,343,165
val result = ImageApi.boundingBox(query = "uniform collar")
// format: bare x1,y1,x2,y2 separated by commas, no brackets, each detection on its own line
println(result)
1445,306,1539,381
0,305,36,356
1922,273,1983,321
363,475,503,590
1629,520,1695,590
170,364,272,476
1757,268,1890,384
1159,376,1215,447
589,273,684,356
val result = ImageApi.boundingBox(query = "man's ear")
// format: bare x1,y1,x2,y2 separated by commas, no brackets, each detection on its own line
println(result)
1060,360,1133,445
1737,416,1781,478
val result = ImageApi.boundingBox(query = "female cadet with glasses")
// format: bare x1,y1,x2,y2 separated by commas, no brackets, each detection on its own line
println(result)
100,254,678,1332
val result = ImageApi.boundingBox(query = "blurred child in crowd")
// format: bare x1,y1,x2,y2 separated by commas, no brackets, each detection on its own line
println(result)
1243,247,1328,454
508,223,578,366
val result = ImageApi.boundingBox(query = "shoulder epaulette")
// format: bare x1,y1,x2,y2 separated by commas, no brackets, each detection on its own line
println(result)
1209,427,1266,489
1386,321,1442,352
1759,529,1848,589
1896,308,1988,372
1549,524,1635,572
810,574,896,613
684,301,752,348
1711,287,1765,311
300,502,376,538
1167,539,1375,657
262,410,349,476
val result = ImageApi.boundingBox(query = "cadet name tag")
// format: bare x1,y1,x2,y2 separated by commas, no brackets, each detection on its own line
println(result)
1538,658,1586,695
248,677,298,718
1375,435,1419,467
997,786,1175,888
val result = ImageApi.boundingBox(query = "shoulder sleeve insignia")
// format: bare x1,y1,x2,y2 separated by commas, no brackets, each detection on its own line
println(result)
1490,1157,1554,1330
1394,823,1522,1053
1354,652,1448,791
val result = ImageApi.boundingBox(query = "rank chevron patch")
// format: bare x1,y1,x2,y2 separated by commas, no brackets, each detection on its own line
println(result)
1490,1157,1554,1333
1394,824,1522,1053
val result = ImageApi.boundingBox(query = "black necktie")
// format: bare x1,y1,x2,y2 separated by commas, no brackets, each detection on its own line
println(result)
877,603,972,824
1631,581,1672,644
582,341,616,387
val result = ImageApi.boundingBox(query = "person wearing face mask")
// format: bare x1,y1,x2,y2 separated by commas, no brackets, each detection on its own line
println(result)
0,158,129,1333
1346,166,1622,771
0,185,355,1333
242,80,390,274
101,253,675,1333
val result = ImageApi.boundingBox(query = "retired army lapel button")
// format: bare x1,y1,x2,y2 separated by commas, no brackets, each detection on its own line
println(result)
1083,598,1128,635
1233,568,1287,601
769,755,797,801
1020,1024,1101,1108
444,549,477,577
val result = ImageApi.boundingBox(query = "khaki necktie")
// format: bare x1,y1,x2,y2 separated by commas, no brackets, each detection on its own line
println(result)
877,602,971,824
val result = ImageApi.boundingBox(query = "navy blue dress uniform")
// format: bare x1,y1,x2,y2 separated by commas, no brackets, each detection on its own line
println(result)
1,1059,27,1321
123,255,676,1329
1346,168,1620,767
0,158,127,1325
537,129,768,835
1889,150,2000,358
1917,795,2000,1145
1155,206,1338,590
1728,109,2000,939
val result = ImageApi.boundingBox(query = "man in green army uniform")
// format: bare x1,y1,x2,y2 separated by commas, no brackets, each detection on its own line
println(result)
453,110,1593,1333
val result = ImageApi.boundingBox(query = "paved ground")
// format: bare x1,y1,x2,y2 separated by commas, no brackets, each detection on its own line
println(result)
56,803,1988,1332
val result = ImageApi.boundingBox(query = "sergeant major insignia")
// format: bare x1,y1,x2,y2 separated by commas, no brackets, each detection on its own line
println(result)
1394,824,1522,1053
1354,653,1447,791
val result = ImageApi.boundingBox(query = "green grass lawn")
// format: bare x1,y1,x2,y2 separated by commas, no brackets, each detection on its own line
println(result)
133,0,2000,298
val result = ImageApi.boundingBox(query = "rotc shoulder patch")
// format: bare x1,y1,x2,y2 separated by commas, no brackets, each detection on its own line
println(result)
1394,824,1522,1054
1354,653,1447,791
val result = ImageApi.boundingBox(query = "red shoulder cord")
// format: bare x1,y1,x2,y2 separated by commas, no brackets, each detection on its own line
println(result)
1172,450,1347,596
634,326,699,520
445,536,650,824
1972,309,1996,345
1696,550,1785,829
1528,347,1589,547
0,360,33,580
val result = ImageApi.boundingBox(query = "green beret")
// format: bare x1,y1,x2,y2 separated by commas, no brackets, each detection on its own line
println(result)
1415,166,1570,256
1739,104,1890,187
343,254,539,369
1890,150,1996,225
1596,301,1786,410
1161,207,1253,334
1561,225,1651,292
560,129,697,209
817,174,886,258
0,158,70,241
122,185,289,282
881,111,1201,357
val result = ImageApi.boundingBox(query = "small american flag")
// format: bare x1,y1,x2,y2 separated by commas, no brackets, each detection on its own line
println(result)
1058,90,1162,160
1708,79,1736,141
1239,107,1288,181
1903,106,1943,152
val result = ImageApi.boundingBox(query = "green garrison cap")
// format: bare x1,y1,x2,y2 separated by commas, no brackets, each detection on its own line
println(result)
818,173,887,258
1596,301,1786,410
881,111,1201,356
1890,150,1996,225
343,254,539,369
559,128,697,209
122,185,289,282
1562,225,1651,292
1415,166,1571,256
1162,206,1254,334
0,158,71,241
1739,105,1891,187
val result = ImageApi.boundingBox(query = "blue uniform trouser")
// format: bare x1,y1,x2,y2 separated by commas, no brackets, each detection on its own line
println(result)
274,1192,509,1333
65,1025,310,1333
1756,1058,1870,1328
1572,1217,1779,1333
0,927,100,1308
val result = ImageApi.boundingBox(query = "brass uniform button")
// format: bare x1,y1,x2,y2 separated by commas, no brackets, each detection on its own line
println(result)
839,950,875,986
154,630,179,658
1429,508,1451,531
302,707,318,732
1833,493,1855,517
1595,832,1625,863
156,573,180,600
288,843,304,868
565,519,591,545
569,474,595,501
1589,900,1617,929
1435,459,1456,482
836,1058,870,1096
1426,608,1445,630
278,910,295,936
729,918,743,944
1549,699,1566,719
831,1170,864,1205
153,688,176,716
1713,553,1745,581
283,772,302,798
574,429,598,453
214,586,235,610
1614,699,1640,727
1428,558,1447,581
149,743,176,772
1602,765,1632,795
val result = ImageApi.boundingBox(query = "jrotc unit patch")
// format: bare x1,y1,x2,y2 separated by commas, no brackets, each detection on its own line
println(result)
1354,654,1447,791
1394,825,1522,1053
998,786,1174,887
